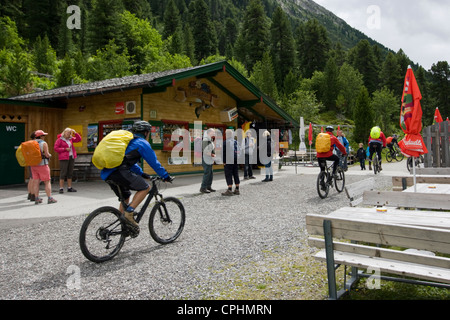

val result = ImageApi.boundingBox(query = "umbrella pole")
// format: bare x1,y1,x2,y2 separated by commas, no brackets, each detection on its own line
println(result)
412,156,417,193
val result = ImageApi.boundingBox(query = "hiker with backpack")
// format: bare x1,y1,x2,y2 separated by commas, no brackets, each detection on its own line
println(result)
31,130,57,204
316,126,347,183
368,126,387,171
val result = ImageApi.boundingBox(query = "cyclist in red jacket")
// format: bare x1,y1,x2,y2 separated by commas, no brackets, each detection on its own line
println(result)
317,126,347,182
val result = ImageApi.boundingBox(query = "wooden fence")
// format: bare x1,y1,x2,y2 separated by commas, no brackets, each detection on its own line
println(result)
423,121,450,168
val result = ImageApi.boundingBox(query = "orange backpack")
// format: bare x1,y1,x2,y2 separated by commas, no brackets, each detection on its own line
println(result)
16,140,42,167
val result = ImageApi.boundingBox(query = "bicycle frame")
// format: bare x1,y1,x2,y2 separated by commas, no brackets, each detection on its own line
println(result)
108,178,163,224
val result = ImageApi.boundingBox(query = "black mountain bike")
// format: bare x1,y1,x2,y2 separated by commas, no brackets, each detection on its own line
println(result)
79,177,185,263
317,160,345,199
372,153,381,174
407,155,425,173
386,145,404,162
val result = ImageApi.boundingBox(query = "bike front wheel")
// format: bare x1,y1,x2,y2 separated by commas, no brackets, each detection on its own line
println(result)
334,167,345,193
386,152,393,163
79,206,127,263
396,152,404,162
317,171,329,199
149,197,185,244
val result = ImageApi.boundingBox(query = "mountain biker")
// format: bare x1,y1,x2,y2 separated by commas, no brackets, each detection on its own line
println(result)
386,134,399,152
100,121,173,229
368,126,387,171
317,126,347,183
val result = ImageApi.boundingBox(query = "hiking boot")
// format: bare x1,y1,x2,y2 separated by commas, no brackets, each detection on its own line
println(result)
221,190,234,196
233,189,240,195
48,197,57,204
200,188,211,194
35,197,43,205
124,211,139,228
67,187,77,192
29,194,35,201
249,176,256,179
207,187,216,192
59,188,64,194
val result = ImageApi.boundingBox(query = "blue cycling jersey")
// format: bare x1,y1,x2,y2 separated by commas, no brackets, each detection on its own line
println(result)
100,134,168,180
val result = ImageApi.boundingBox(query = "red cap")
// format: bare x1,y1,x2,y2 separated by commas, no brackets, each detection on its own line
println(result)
35,130,48,137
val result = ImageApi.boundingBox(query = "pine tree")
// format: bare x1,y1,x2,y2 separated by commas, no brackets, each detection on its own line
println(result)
249,51,278,100
239,0,269,71
296,19,330,79
379,52,402,96
270,6,295,91
86,0,125,55
188,0,217,62
163,0,181,39
33,35,57,75
322,57,339,111
348,40,379,95
353,86,373,143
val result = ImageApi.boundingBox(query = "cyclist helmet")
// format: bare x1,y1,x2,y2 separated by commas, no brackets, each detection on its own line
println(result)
132,120,152,133
325,126,334,132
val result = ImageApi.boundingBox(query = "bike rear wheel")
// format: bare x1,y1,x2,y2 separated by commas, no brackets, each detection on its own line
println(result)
317,171,329,199
79,206,127,263
373,156,379,174
334,167,345,193
149,197,185,244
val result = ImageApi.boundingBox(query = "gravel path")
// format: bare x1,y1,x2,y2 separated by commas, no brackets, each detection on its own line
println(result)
0,171,392,300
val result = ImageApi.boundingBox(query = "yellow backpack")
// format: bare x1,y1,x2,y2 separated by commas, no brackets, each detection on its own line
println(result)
370,127,381,139
316,133,331,153
92,130,134,169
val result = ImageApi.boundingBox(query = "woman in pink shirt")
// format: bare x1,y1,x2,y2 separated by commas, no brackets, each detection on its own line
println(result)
54,128,82,193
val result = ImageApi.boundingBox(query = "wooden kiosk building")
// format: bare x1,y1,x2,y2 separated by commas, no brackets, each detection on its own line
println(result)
1,61,297,185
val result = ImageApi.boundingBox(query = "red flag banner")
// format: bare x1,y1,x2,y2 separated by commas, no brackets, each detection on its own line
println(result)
308,122,313,145
399,66,428,157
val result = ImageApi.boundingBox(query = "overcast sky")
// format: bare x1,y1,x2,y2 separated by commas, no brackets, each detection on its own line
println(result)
313,0,450,71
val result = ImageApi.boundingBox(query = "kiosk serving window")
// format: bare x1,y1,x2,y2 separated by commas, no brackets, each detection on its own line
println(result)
161,120,189,151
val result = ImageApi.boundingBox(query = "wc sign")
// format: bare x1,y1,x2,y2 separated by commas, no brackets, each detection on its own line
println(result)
5,125,18,132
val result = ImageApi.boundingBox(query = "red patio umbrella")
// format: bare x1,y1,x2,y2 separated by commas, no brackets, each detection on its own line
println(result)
434,107,444,123
398,66,428,158
398,66,428,192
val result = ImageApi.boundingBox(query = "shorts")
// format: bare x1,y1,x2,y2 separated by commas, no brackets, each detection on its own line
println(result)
31,165,51,181
106,167,149,201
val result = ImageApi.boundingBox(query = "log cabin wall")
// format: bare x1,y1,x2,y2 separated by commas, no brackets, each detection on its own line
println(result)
0,102,63,180
61,77,237,176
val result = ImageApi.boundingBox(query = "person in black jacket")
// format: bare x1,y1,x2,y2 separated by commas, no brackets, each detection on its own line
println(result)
262,130,273,182
356,143,367,170
222,129,240,196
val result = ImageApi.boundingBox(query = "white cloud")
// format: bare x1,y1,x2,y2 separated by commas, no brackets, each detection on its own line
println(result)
313,0,450,70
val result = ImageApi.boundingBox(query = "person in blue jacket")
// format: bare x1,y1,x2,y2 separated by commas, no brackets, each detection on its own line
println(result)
101,121,172,229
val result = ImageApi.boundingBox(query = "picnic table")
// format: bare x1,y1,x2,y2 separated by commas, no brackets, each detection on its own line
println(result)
306,198,450,299
403,183,450,194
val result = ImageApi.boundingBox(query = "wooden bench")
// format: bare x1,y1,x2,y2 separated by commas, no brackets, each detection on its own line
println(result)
73,154,93,181
306,209,450,299
344,177,375,207
415,168,450,175
362,190,450,210
392,175,450,191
